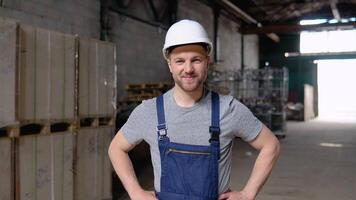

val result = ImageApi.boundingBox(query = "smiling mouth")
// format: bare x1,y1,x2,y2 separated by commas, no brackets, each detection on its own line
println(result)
182,76,195,81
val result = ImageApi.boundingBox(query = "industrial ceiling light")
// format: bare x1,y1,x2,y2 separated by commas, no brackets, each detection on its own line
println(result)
328,19,339,24
340,19,349,23
319,142,343,148
299,19,328,25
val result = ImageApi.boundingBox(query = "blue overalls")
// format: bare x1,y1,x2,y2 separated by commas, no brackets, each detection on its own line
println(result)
155,92,220,200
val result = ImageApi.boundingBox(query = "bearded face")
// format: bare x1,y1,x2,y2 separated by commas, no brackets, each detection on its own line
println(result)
167,44,209,93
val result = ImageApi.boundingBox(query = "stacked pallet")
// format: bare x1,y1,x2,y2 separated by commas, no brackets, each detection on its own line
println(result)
0,17,117,200
0,19,18,198
0,17,77,137
125,83,172,102
77,37,116,199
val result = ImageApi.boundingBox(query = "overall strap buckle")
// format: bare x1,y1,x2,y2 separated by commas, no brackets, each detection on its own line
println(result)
157,123,167,139
209,126,220,142
156,95,167,139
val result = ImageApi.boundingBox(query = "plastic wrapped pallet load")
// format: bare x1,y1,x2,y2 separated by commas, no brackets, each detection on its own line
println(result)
76,126,113,200
18,24,76,122
78,37,116,118
18,132,74,200
0,17,18,127
0,138,13,200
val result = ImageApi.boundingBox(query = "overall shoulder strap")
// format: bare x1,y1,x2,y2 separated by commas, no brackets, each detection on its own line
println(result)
209,91,220,142
156,95,167,137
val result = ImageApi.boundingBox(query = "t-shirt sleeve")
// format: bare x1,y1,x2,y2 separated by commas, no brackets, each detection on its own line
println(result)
120,103,146,145
229,98,263,142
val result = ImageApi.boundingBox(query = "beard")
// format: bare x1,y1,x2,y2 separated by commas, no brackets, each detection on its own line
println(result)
172,72,207,92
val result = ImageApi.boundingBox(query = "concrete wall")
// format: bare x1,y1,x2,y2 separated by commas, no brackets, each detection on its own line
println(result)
108,12,170,98
243,34,259,69
177,0,214,40
0,0,260,100
0,0,100,38
217,14,242,70
112,0,167,23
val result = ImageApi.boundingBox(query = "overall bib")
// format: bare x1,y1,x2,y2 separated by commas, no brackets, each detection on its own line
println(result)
155,92,220,200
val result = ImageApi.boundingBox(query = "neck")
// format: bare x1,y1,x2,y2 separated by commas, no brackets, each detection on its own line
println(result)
172,85,204,108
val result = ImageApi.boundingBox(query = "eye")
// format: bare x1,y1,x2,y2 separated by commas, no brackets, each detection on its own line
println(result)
175,59,184,65
192,58,202,64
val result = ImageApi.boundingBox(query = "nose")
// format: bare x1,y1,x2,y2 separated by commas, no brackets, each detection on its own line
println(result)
184,62,194,73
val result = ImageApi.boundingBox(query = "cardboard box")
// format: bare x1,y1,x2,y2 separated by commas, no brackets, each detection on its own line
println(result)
76,127,113,200
18,132,74,200
0,17,18,127
19,25,76,121
78,37,116,117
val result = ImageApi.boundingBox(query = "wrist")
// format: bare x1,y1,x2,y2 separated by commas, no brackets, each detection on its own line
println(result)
241,188,257,200
128,186,144,198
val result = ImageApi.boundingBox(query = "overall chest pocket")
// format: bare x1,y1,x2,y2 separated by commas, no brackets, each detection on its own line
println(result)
161,147,217,197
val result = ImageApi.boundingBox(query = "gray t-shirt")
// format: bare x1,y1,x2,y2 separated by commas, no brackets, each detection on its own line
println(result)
121,89,262,194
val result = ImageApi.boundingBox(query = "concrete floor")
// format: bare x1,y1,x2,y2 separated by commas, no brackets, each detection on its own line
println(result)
118,119,356,200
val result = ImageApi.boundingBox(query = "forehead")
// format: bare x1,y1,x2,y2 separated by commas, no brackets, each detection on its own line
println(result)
169,44,207,58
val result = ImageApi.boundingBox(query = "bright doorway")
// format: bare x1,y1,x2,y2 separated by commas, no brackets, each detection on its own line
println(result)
317,59,356,122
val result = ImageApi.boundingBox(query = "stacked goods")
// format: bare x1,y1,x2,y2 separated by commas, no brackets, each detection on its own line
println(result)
125,83,172,102
75,127,113,200
0,18,76,129
78,37,116,119
0,17,17,127
0,17,116,200
18,25,76,122
18,132,74,200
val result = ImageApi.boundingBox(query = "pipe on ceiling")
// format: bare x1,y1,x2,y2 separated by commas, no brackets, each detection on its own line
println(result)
220,0,280,42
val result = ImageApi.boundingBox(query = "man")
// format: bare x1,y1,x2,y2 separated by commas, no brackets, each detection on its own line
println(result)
109,19,280,200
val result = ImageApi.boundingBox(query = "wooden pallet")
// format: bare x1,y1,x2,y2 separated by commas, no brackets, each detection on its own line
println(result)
127,89,163,96
78,116,115,128
126,93,157,102
126,83,172,90
0,119,77,138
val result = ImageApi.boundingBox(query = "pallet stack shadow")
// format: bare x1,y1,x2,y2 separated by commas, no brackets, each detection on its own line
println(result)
0,17,116,200
207,67,289,136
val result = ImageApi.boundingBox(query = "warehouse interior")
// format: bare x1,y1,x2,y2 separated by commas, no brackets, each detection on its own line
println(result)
0,0,355,200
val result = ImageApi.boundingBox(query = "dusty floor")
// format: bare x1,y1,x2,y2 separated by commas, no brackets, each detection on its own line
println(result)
118,119,356,199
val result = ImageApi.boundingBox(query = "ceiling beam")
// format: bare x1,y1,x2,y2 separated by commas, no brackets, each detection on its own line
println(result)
242,21,356,34
221,0,258,24
284,51,356,60
219,0,280,42
147,0,159,22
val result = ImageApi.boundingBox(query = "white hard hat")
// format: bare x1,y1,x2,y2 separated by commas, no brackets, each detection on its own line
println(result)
162,19,213,59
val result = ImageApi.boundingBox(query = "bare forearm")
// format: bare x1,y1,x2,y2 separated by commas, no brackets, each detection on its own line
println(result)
243,140,280,199
108,145,142,197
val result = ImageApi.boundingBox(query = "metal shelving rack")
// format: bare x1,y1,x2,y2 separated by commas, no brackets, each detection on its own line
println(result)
207,67,289,137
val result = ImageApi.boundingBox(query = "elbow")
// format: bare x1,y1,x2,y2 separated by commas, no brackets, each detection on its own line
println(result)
108,141,115,160
272,138,281,159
